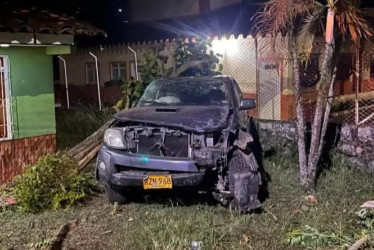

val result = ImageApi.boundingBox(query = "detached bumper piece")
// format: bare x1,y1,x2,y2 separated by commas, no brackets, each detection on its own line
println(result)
110,171,204,187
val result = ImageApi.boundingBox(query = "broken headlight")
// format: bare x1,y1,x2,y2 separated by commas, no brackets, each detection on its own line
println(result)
104,128,125,149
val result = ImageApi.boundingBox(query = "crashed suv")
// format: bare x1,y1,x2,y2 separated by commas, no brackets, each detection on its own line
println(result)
96,76,262,212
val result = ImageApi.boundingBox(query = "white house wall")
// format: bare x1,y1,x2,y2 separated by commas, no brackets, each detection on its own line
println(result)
60,44,149,86
59,35,293,121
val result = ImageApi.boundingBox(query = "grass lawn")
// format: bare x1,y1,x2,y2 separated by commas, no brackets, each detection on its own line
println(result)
1,153,374,249
1,109,374,249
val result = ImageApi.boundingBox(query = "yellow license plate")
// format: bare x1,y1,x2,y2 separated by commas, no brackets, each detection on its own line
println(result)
143,175,173,190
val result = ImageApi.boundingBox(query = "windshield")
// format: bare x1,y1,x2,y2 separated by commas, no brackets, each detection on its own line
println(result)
137,78,230,107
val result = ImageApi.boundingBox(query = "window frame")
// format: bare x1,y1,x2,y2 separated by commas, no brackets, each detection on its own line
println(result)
110,62,127,81
0,55,12,141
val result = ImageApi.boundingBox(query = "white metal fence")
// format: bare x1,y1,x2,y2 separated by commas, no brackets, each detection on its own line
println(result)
0,56,12,141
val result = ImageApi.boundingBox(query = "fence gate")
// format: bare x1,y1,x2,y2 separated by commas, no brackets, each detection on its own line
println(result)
258,58,281,120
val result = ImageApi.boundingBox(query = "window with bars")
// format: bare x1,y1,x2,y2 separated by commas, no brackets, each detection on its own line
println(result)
0,56,12,141
110,62,126,81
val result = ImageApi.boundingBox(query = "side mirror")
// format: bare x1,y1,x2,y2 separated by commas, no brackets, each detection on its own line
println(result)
239,98,256,110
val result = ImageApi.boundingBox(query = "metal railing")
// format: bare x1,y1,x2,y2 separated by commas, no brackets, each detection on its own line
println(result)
0,55,12,141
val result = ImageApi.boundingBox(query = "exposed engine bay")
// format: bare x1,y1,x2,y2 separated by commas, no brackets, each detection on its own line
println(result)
113,122,232,168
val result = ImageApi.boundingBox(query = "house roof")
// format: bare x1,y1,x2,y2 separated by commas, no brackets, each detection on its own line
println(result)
0,8,106,37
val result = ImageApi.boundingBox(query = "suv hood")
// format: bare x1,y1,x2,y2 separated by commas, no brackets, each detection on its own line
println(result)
114,106,231,133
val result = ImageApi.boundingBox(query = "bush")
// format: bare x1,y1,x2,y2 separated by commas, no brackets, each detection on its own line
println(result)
13,152,97,213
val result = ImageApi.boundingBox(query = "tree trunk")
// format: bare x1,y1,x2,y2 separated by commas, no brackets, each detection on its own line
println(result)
292,48,308,188
170,59,208,77
316,66,337,160
306,42,335,190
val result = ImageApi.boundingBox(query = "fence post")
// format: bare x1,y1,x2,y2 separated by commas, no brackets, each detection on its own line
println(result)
254,37,261,118
355,45,360,125
128,47,139,81
58,56,70,109
89,52,102,111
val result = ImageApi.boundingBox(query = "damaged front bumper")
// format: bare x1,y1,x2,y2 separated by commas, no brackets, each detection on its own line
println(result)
96,145,204,188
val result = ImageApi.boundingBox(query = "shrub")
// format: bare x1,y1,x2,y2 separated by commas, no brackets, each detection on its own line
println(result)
285,225,353,249
13,152,97,213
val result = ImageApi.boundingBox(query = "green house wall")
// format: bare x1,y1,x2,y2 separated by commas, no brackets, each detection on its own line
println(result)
0,47,55,139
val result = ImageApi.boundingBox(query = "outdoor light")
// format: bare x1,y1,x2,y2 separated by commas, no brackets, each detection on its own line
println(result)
0,44,10,48
104,128,125,149
212,39,238,55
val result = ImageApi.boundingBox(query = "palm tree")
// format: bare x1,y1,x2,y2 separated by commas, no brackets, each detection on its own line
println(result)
252,0,373,191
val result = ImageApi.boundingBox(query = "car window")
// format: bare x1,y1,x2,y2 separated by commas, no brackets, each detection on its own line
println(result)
138,78,230,107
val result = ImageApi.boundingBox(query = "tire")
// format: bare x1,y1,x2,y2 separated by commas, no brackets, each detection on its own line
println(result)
228,149,261,212
105,184,128,204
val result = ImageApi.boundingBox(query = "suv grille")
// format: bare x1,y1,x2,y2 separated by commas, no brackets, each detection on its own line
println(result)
137,134,189,158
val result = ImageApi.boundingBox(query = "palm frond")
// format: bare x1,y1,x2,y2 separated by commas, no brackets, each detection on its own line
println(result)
257,34,290,62
297,4,326,60
335,0,373,44
252,0,316,36
251,0,317,60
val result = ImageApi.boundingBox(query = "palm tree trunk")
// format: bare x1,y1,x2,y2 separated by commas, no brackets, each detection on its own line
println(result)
305,6,336,190
316,66,337,162
306,42,335,189
292,48,308,187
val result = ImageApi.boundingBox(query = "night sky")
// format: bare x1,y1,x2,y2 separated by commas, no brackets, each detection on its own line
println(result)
2,0,374,46
1,0,128,31
1,0,264,45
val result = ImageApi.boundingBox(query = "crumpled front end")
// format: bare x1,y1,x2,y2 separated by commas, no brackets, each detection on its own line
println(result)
96,123,232,188
96,143,204,188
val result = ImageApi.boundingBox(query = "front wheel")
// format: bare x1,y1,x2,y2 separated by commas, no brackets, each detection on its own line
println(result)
105,184,128,204
228,149,262,212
